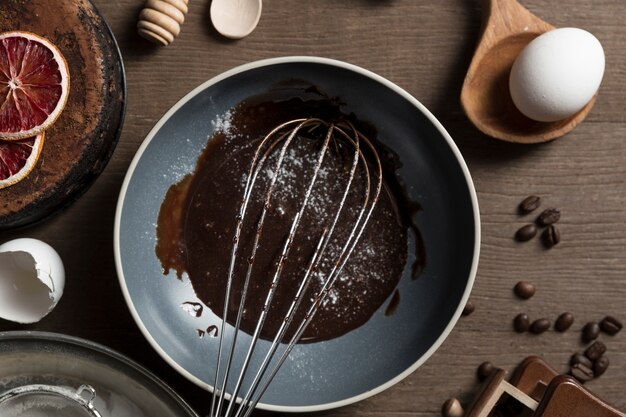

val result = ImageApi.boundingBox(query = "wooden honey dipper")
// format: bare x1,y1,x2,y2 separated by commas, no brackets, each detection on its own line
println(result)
137,0,189,46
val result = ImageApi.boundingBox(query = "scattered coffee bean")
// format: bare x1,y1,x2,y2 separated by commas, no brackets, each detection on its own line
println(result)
461,301,476,316
555,312,574,332
570,352,593,369
514,313,530,333
519,195,541,214
477,361,495,381
515,224,537,242
529,318,550,334
600,316,623,336
542,225,561,248
514,281,536,299
537,208,561,226
441,397,464,417
570,363,594,383
593,356,610,377
585,341,607,361
582,322,600,343
462,301,475,316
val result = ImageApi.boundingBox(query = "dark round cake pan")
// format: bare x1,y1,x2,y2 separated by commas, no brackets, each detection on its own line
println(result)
0,0,126,230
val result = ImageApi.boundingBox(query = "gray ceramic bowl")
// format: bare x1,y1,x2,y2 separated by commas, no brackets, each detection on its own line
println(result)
114,57,480,412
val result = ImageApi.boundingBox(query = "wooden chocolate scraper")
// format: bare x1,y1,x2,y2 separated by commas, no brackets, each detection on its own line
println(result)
465,356,626,417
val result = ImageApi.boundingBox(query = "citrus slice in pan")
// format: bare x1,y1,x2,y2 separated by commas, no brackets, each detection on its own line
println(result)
0,133,44,190
0,31,70,140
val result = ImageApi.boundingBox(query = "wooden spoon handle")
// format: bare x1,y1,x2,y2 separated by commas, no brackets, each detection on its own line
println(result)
479,0,554,47
137,0,189,46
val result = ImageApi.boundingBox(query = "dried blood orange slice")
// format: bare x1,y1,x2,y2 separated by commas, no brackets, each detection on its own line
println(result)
0,31,70,140
0,133,44,189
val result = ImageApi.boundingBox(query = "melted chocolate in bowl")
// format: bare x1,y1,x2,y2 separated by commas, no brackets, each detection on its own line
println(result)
156,86,423,343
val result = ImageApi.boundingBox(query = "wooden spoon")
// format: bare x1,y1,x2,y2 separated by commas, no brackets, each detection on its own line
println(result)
461,0,596,144
210,0,262,40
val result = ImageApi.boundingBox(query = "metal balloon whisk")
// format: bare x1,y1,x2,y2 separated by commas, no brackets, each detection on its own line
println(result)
208,118,382,417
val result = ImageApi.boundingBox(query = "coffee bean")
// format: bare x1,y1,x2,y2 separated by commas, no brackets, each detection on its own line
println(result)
513,313,530,333
514,281,536,299
585,341,607,361
477,361,495,381
529,318,550,334
515,224,537,242
594,356,609,377
570,352,593,369
570,363,594,383
441,398,464,417
582,322,600,343
519,195,541,214
462,301,475,316
555,312,574,332
542,225,561,248
600,316,623,335
537,208,561,226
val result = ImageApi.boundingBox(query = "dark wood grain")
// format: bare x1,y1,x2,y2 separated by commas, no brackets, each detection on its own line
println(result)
1,0,625,416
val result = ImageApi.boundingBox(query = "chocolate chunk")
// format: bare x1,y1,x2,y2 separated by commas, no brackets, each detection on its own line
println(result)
514,313,530,333
519,195,541,214
542,225,561,248
515,224,537,242
585,341,607,361
555,312,574,332
477,361,495,382
600,316,623,336
529,318,550,334
514,281,536,299
582,322,600,343
441,398,464,417
570,352,593,369
594,356,609,377
570,363,594,383
462,301,475,316
537,208,561,226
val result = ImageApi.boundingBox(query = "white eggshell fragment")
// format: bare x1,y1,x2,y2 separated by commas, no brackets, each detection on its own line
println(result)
509,28,605,122
0,238,65,324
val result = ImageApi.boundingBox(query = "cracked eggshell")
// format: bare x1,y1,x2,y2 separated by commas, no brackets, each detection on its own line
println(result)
0,238,65,324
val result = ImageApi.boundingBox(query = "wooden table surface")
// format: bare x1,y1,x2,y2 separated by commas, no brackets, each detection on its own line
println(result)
2,0,625,416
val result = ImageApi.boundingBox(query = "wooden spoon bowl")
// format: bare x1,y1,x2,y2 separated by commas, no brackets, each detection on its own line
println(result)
461,0,596,144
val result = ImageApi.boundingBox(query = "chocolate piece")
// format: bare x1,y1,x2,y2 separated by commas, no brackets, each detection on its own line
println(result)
585,341,607,361
513,313,530,333
515,224,537,242
600,316,623,335
514,281,536,299
555,312,574,332
519,195,541,214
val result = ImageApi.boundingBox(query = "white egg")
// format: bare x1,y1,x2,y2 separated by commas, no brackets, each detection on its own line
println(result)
509,27,605,122
0,238,65,324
